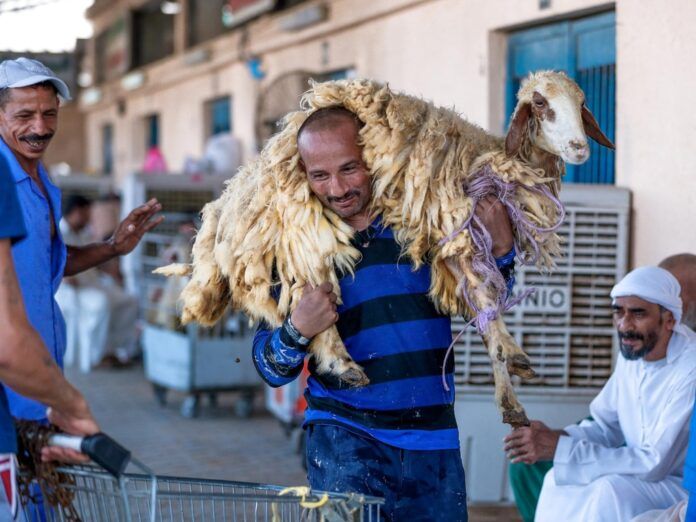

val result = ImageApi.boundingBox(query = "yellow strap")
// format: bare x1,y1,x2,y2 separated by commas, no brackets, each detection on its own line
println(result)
279,486,330,509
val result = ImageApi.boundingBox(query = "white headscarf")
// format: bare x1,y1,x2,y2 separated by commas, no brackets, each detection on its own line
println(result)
610,266,683,324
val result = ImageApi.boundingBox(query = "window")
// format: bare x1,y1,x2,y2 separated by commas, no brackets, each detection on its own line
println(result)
146,114,160,148
102,123,114,175
95,17,130,84
132,0,175,68
507,11,616,184
206,96,232,137
188,0,230,47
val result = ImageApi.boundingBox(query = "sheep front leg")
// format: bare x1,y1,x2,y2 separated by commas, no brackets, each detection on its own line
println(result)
444,257,532,427
487,317,536,380
310,326,369,387
443,258,536,379
490,354,531,428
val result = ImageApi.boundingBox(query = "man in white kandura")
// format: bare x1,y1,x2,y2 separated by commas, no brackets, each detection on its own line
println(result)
504,266,696,522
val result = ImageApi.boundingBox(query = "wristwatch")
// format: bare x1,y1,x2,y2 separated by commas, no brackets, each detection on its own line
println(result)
282,315,311,348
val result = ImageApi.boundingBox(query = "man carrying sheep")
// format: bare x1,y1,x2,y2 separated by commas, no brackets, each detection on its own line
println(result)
252,107,517,521
504,265,696,522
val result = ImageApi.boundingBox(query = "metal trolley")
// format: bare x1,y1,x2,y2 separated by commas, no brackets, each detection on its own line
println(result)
21,434,383,522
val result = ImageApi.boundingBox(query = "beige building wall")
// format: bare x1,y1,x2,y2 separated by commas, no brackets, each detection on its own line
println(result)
81,0,695,267
45,101,86,173
616,0,696,266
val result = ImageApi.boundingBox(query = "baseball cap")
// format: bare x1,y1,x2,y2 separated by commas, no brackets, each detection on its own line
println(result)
0,57,71,100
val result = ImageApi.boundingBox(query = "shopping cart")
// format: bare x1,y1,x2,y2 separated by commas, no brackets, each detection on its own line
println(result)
20,433,384,522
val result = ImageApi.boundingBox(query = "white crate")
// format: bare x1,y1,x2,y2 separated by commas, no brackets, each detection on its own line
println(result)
143,324,260,391
121,173,263,418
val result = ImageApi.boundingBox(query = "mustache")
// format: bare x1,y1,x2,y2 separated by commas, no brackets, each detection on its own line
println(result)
328,190,360,203
20,133,54,143
618,331,644,341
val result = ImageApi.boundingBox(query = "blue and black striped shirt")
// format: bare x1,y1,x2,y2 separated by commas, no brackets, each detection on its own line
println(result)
253,217,515,451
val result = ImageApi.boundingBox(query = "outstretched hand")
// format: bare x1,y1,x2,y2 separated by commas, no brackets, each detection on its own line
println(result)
109,198,164,256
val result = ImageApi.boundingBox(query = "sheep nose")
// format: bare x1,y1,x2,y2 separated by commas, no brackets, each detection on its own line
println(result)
569,140,588,151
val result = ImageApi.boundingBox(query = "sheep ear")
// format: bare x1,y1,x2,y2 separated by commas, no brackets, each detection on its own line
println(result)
581,104,615,150
505,103,531,157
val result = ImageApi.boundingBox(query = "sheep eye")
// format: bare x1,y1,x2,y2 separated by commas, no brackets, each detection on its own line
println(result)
534,99,546,107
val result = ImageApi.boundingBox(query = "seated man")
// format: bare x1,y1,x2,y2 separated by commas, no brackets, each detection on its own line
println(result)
508,253,696,522
56,195,139,371
505,265,696,522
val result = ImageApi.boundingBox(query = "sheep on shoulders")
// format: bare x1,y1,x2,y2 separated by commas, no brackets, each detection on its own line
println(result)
157,70,613,427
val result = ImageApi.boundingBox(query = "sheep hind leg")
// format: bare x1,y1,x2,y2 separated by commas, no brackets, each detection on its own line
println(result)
486,318,536,380
491,355,530,429
311,326,369,387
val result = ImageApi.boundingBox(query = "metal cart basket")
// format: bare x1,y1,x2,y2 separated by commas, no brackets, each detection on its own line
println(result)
23,462,383,522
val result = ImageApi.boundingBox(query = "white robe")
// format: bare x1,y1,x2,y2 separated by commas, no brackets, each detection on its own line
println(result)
632,499,687,522
535,326,696,522
56,220,139,372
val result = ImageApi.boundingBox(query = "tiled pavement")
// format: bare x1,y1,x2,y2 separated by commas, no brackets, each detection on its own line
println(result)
67,364,521,521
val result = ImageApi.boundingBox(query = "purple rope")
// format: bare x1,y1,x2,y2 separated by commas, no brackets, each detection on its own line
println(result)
440,167,564,329
442,287,536,391
438,166,565,390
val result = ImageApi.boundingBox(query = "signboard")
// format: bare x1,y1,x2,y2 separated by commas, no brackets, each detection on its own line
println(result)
510,286,570,313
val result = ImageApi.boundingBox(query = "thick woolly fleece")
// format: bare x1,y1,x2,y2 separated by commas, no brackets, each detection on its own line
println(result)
160,74,566,324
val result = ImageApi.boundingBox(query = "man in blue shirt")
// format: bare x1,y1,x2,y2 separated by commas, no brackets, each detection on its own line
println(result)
0,57,163,422
0,155,99,519
253,107,516,521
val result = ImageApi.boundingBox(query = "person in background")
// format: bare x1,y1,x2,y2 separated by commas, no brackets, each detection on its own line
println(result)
56,195,140,371
0,56,163,423
505,264,696,522
508,253,696,522
631,254,696,522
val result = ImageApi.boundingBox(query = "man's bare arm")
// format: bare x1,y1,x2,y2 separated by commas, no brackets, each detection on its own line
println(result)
64,198,163,276
0,239,96,432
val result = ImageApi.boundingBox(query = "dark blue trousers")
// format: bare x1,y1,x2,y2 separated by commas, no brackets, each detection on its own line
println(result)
305,424,468,521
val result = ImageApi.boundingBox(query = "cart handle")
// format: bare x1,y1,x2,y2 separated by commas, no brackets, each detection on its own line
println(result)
49,433,131,478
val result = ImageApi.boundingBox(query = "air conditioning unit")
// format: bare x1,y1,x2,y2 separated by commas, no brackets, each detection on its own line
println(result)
454,184,630,503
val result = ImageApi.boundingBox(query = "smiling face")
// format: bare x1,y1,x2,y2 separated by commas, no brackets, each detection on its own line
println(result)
0,85,59,170
298,116,373,230
612,296,675,361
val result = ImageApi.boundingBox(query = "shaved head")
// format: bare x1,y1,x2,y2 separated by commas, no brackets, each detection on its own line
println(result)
297,106,362,142
659,253,696,329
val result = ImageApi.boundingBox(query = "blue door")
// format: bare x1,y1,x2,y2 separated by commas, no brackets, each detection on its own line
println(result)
507,11,615,184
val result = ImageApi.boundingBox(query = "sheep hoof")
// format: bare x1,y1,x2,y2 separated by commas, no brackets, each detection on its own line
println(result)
503,409,530,428
339,367,370,387
507,354,537,380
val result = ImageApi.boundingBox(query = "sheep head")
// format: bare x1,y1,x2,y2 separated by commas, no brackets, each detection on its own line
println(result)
505,70,614,165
